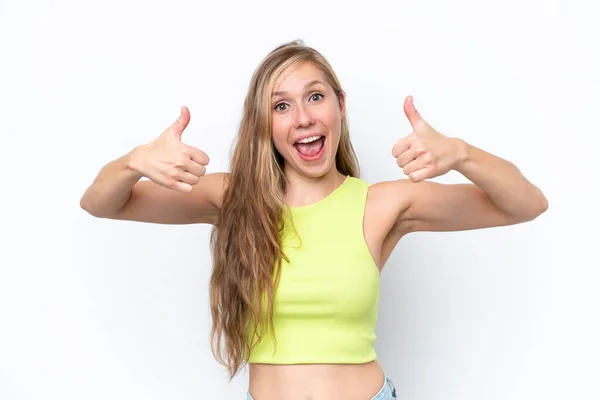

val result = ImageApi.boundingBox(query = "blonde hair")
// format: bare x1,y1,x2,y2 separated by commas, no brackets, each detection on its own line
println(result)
208,39,360,380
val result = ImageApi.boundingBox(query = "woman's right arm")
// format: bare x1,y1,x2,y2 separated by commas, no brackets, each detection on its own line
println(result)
79,106,227,225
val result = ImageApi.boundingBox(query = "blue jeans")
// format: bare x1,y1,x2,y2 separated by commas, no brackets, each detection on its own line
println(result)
246,372,397,399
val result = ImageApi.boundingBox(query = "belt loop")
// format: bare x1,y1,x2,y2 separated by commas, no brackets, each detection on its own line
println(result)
386,376,397,397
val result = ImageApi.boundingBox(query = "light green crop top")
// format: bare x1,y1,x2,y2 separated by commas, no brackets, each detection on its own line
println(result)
246,176,380,364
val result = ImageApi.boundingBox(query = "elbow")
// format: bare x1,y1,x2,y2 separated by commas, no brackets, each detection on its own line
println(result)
539,192,549,214
79,196,88,211
80,196,91,214
80,199,97,217
80,196,105,218
534,188,549,217
524,189,549,221
506,188,548,223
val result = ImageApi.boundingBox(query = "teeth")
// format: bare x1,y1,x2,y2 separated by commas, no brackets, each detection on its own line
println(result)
296,135,322,144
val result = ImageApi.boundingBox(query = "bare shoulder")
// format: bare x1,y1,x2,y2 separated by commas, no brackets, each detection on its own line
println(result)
110,172,229,225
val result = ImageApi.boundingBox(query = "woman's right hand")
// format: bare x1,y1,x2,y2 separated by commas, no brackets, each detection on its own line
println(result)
130,106,210,193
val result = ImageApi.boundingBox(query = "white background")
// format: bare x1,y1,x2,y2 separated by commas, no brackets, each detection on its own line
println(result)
1,0,598,399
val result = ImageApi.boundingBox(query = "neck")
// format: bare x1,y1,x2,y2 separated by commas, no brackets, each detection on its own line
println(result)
283,167,347,207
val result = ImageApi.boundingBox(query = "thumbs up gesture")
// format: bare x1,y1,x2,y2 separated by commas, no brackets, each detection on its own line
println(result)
392,96,466,182
130,106,210,193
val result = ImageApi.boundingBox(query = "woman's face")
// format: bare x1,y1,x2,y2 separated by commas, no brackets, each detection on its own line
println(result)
270,61,345,178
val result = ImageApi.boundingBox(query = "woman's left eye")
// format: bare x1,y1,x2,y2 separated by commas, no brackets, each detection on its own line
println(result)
311,93,324,101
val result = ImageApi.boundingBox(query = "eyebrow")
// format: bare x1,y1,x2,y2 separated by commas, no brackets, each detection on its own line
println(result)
272,80,325,97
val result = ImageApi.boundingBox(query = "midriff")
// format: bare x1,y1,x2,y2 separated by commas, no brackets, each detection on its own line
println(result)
248,359,385,400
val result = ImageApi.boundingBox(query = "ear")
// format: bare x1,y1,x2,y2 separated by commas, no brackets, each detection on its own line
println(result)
338,91,346,120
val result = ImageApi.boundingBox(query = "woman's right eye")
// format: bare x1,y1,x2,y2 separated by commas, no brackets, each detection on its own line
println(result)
274,103,287,112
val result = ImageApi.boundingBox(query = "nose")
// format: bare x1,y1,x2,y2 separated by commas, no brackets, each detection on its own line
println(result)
293,103,315,129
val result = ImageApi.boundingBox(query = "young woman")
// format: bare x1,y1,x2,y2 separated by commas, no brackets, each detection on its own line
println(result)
80,40,548,400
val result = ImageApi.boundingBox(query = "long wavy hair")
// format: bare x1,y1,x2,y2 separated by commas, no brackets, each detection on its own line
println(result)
208,39,360,380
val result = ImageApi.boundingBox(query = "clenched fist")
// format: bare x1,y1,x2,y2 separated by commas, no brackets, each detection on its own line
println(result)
130,106,210,193
392,96,466,182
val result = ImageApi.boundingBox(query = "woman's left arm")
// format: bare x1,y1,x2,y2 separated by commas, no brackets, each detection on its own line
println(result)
453,142,548,221
387,96,548,234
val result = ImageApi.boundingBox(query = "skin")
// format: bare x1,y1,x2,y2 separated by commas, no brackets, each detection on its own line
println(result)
81,60,548,400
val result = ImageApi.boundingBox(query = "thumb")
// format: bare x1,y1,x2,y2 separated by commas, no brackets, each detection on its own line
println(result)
403,95,426,131
171,106,190,140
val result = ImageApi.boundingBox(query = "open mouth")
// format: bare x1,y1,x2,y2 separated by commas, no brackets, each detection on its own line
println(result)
293,135,325,160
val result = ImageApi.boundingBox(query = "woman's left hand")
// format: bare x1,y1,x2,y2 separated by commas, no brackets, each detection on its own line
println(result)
392,96,467,182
